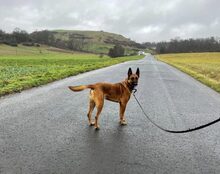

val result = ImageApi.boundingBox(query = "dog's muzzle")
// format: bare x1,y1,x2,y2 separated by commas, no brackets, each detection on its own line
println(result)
133,83,138,86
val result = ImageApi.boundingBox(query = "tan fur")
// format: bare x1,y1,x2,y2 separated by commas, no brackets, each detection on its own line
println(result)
68,68,140,130
69,85,91,91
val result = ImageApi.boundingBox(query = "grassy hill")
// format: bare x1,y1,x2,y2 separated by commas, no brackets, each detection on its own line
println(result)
31,30,142,55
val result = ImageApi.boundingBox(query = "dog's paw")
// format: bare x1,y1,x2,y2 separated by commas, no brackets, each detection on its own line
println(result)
120,120,127,125
94,126,100,130
89,121,95,126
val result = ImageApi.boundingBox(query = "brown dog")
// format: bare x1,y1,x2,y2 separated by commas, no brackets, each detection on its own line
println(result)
68,67,140,130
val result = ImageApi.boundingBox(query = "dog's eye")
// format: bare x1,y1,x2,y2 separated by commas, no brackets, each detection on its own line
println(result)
131,77,134,80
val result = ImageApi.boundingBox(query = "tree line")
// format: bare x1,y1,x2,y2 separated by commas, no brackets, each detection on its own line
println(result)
0,28,51,46
143,37,220,54
0,28,30,46
0,28,92,52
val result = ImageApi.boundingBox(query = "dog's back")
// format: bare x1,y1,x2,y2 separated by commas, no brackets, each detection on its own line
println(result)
69,82,121,93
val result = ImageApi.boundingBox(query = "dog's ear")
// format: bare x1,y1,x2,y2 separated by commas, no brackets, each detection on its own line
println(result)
128,67,132,77
136,68,140,77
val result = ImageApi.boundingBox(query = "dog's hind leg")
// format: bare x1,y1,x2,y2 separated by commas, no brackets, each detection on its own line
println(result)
94,92,104,130
87,90,96,126
87,99,95,126
94,104,103,130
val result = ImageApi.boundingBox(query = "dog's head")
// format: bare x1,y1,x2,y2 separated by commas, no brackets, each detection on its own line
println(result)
127,67,140,87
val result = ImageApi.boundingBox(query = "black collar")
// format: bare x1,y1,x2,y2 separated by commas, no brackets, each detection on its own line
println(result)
127,83,137,92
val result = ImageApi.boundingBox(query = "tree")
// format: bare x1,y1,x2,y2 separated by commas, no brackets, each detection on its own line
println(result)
30,30,54,45
0,30,5,42
12,28,29,43
108,45,125,58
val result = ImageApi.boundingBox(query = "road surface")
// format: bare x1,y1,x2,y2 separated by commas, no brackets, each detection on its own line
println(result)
1,54,220,174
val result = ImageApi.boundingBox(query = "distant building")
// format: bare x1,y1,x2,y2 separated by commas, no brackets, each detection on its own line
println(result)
138,51,145,55
216,37,220,43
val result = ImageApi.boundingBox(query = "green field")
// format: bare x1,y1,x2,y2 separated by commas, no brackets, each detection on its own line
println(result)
157,52,220,93
0,44,143,97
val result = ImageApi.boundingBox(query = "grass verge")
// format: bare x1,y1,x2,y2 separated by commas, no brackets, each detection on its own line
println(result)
156,52,220,93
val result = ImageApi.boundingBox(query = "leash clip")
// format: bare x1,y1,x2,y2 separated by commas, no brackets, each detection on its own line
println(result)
132,88,137,94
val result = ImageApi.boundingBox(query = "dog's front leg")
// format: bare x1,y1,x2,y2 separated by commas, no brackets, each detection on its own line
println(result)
119,102,127,125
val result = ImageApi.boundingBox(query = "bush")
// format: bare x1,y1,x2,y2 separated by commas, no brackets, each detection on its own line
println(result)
108,45,125,58
99,53,104,58
129,52,137,56
22,42,34,46
4,41,17,47
35,43,41,47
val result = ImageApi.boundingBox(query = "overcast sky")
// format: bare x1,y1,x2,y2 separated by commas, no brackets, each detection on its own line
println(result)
0,0,219,43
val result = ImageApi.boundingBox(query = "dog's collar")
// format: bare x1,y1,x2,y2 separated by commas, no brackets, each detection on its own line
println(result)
120,82,135,93
127,82,137,92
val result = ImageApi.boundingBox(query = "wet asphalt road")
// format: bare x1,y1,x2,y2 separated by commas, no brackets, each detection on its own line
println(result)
1,54,220,174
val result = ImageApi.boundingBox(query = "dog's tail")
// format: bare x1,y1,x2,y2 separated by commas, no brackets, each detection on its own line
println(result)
68,85,94,92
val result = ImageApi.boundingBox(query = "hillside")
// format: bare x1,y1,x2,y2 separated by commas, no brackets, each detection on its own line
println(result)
31,30,143,54
0,43,85,56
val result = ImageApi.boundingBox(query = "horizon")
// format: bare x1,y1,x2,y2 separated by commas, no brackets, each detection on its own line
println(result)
1,27,219,44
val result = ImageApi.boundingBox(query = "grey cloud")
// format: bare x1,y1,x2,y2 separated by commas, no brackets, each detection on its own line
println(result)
0,0,219,42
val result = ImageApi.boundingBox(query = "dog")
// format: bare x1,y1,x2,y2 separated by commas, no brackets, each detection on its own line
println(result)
68,67,140,130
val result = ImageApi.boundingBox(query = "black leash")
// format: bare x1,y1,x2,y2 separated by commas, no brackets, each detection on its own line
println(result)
132,89,220,133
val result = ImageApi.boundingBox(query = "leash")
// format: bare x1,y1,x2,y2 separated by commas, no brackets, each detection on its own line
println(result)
132,89,220,133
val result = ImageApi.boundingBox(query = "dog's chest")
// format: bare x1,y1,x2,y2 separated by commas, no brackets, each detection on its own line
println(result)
105,95,120,103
